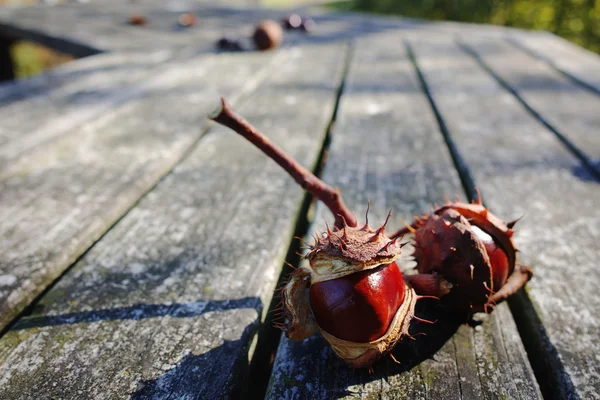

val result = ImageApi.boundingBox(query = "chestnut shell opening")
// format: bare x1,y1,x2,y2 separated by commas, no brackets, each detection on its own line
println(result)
309,262,405,342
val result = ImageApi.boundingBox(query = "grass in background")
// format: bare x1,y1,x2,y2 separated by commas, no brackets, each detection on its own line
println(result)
10,41,73,79
330,0,600,53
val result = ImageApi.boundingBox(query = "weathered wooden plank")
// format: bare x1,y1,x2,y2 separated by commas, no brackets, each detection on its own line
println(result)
458,37,600,176
0,50,175,166
508,31,600,95
409,37,599,399
0,48,285,334
267,32,540,400
0,42,347,399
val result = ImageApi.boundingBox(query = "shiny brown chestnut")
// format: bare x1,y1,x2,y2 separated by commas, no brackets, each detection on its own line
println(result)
128,15,147,26
310,261,405,343
253,20,283,50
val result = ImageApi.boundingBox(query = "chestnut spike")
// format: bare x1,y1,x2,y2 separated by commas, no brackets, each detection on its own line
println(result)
483,281,493,294
444,195,451,204
416,295,440,301
284,261,297,270
378,240,395,253
370,209,392,241
506,215,523,229
389,353,401,365
209,97,357,229
325,220,333,237
474,188,483,205
413,316,437,325
294,236,312,249
337,213,350,230
362,200,371,230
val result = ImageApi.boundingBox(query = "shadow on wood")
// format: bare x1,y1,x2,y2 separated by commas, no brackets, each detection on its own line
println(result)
13,297,261,330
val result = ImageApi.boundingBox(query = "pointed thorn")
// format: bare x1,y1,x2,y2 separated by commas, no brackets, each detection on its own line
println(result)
481,208,489,218
444,195,451,204
506,229,514,238
337,213,348,228
416,295,440,301
413,316,437,325
323,219,333,236
389,353,401,365
364,200,371,227
506,215,524,229
284,261,297,270
399,216,417,234
342,225,348,240
470,264,474,280
474,188,483,205
483,281,493,294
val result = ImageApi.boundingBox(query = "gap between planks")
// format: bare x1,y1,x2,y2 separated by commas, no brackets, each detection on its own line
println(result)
457,39,600,181
0,47,289,339
246,41,355,400
407,36,591,399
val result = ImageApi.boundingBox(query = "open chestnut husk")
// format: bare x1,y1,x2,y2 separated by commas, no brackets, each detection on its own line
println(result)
280,216,418,368
392,198,533,314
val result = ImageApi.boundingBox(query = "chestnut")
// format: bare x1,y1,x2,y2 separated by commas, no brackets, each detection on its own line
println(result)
253,20,283,50
394,200,532,314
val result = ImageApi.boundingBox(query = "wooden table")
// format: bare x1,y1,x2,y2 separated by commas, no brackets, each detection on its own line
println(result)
0,1,598,399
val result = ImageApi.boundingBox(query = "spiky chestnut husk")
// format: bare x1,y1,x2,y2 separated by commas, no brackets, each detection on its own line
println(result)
280,218,417,368
394,198,533,314
209,98,423,368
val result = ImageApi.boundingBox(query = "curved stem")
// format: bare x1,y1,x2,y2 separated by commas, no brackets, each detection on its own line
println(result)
210,97,357,229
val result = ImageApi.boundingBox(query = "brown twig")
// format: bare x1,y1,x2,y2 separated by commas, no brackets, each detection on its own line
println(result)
209,97,357,229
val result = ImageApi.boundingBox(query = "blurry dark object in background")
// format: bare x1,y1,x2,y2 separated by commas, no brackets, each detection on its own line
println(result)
177,13,197,28
282,14,315,33
128,15,147,26
282,14,303,30
253,20,283,50
216,37,245,52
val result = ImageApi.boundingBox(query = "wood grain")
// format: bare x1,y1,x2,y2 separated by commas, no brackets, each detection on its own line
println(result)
508,31,600,95
267,32,540,400
0,42,347,399
410,37,599,399
459,37,600,177
0,48,285,334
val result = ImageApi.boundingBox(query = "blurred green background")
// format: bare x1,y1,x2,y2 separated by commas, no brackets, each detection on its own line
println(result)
331,0,600,53
2,0,599,80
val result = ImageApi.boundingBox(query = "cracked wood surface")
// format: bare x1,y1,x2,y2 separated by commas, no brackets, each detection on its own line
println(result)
459,37,600,177
266,32,540,400
0,47,286,334
509,31,600,95
0,42,347,399
414,37,599,399
1,2,599,399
